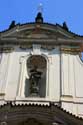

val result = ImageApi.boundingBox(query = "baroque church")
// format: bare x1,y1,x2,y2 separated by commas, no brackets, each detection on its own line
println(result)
0,12,83,125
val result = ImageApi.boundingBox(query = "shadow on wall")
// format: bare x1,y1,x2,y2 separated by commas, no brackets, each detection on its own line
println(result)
25,78,30,97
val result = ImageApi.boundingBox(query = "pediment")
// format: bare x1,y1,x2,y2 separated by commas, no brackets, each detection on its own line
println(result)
0,23,78,40
17,29,55,39
0,23,83,47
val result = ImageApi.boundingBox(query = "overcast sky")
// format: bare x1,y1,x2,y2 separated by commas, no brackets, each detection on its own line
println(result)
0,0,83,35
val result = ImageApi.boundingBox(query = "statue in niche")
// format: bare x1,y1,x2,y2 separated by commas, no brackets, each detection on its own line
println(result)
29,66,42,96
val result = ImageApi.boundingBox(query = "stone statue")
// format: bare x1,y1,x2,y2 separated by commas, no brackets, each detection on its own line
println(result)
29,67,42,96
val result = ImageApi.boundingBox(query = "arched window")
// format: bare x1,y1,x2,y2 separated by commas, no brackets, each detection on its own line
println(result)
25,55,47,97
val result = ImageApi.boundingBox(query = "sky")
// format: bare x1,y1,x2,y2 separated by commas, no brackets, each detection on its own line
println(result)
0,0,83,36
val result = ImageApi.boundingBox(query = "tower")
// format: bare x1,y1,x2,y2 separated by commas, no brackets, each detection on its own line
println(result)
0,13,83,125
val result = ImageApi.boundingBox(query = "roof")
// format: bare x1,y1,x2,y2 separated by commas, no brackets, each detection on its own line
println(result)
0,14,83,48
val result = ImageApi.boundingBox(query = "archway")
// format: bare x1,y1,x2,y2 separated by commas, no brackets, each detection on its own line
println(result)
25,55,47,97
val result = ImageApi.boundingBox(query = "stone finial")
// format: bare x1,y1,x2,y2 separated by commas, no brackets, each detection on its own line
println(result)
9,20,16,29
35,12,43,23
63,21,68,31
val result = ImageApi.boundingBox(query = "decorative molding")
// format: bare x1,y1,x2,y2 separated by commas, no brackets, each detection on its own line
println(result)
61,95,73,102
0,45,81,54
0,47,14,53
0,93,5,96
60,46,81,54
20,45,32,50
32,44,41,55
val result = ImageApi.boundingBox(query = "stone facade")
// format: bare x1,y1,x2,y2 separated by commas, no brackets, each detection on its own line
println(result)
0,13,83,124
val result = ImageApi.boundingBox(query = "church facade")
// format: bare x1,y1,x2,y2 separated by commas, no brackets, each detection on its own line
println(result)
0,13,83,124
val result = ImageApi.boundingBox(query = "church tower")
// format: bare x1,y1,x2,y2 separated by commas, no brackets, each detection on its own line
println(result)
0,13,83,125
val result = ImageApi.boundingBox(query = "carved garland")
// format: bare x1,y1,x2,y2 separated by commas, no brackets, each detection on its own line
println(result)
0,47,14,53
0,46,82,55
60,47,81,55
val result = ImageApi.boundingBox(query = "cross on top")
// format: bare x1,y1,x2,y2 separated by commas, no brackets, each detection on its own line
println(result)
37,3,43,13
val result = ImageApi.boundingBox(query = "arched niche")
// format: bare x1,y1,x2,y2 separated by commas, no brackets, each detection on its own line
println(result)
24,55,47,97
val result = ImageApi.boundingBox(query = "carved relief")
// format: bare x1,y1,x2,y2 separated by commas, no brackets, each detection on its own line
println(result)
0,47,14,53
60,46,81,54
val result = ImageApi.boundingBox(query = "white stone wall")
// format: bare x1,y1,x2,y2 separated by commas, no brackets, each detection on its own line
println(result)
61,53,83,117
61,53,75,96
48,48,60,101
0,47,60,102
0,46,83,117
0,53,10,94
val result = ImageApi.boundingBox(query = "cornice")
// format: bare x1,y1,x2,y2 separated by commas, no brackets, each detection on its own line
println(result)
0,41,81,54
0,102,83,125
0,23,83,38
0,47,14,53
60,47,81,54
0,37,82,45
